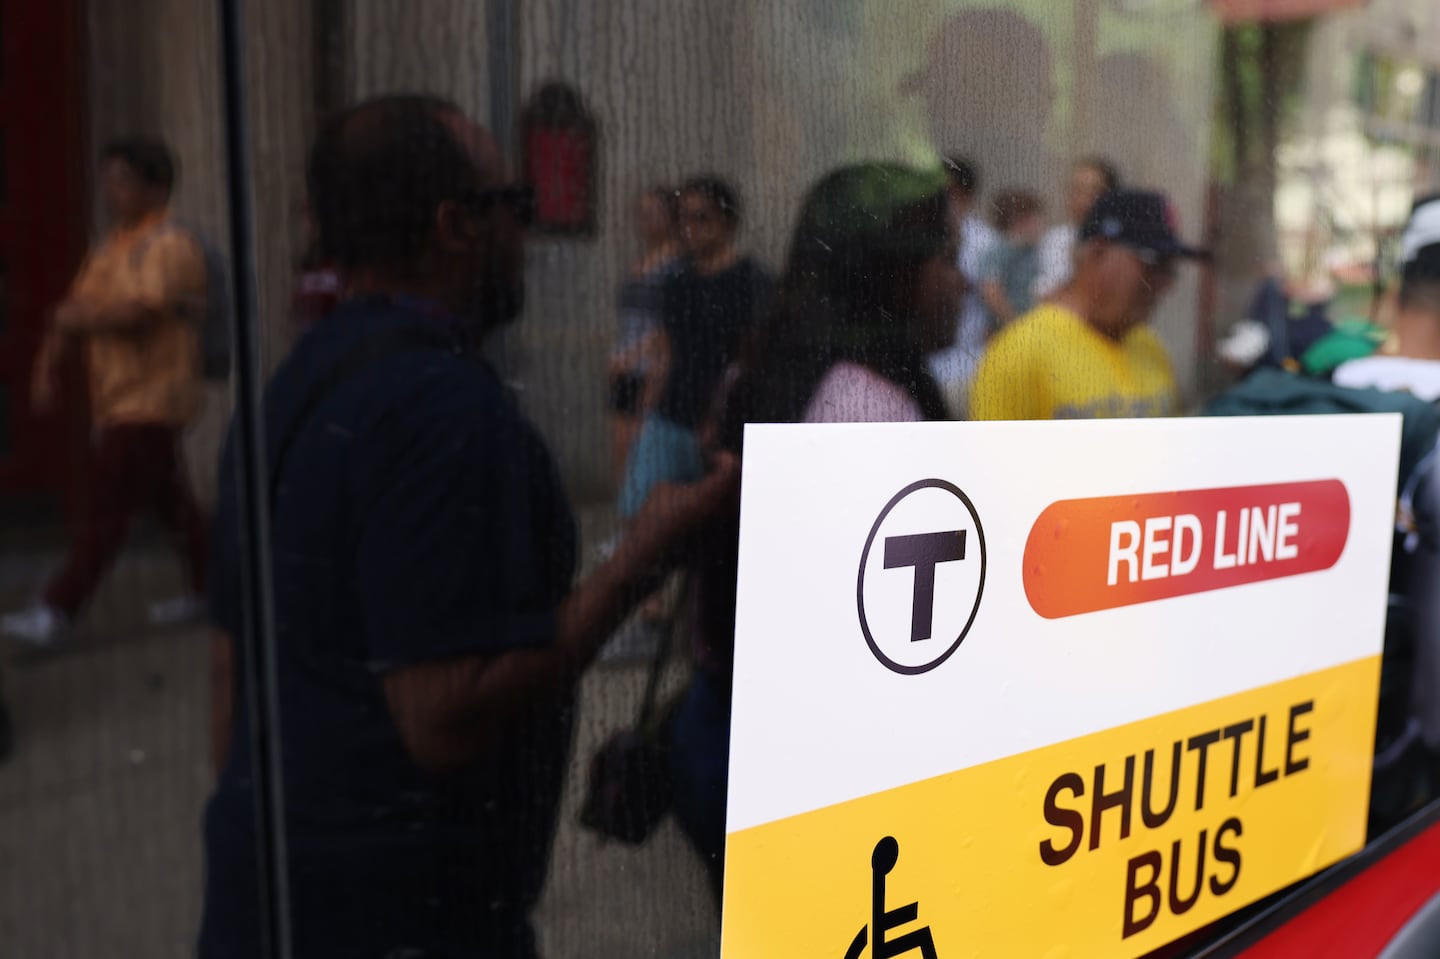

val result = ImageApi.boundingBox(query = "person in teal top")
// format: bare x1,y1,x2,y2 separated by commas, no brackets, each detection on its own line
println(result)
979,187,1045,334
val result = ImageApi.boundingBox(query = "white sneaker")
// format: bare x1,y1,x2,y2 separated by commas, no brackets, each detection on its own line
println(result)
148,594,206,627
1,604,71,648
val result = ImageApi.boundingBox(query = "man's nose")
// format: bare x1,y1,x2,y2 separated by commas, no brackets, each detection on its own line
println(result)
1142,265,1174,296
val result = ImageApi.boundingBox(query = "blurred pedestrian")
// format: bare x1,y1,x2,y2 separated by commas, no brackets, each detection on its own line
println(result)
971,189,1202,420
608,187,681,482
2,137,208,646
198,95,736,959
929,154,996,416
1335,194,1440,398
672,162,961,902
1216,268,1337,375
979,187,1045,332
618,175,771,517
1034,156,1120,301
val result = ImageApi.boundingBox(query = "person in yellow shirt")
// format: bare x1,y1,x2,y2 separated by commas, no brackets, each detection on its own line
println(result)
970,189,1204,421
3,138,208,646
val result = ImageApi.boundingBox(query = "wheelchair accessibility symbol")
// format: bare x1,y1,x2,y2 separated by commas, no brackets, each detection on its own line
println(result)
842,837,939,959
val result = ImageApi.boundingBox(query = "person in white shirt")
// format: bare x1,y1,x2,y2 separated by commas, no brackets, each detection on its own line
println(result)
1034,156,1120,302
929,154,998,415
1334,194,1440,798
1334,194,1440,402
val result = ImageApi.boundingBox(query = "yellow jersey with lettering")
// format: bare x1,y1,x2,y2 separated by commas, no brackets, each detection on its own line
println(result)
969,302,1178,421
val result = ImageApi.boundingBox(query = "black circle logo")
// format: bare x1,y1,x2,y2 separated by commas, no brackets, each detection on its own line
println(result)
856,479,986,675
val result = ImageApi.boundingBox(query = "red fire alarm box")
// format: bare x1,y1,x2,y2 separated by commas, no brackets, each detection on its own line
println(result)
521,82,597,236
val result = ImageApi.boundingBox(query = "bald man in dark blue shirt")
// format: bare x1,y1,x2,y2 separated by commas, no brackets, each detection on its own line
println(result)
200,95,736,959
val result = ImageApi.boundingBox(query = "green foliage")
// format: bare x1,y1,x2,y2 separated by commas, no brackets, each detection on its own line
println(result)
1214,21,1314,185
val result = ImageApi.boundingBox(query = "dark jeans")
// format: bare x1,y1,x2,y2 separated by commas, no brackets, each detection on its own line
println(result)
43,424,208,615
669,669,731,904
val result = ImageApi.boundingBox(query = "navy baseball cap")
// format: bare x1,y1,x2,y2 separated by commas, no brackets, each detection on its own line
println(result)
1080,189,1208,261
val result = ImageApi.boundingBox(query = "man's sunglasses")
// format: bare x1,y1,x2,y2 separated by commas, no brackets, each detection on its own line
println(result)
457,185,536,227
1125,245,1176,276
679,207,721,224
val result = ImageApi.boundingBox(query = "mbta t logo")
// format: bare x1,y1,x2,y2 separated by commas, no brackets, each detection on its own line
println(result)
857,479,986,675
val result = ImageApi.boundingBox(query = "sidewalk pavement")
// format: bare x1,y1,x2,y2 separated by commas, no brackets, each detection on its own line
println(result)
0,513,720,958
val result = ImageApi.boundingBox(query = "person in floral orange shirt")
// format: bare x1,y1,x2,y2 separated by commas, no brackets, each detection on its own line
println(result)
3,138,208,646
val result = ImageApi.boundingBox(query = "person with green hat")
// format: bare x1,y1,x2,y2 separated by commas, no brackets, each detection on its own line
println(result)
727,161,962,428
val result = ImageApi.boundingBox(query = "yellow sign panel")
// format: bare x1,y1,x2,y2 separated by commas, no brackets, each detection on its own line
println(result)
723,656,1379,958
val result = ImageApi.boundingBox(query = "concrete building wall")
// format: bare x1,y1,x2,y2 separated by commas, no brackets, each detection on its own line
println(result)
511,0,760,500
1364,0,1440,61
83,0,1218,505
346,0,491,111
508,0,1214,497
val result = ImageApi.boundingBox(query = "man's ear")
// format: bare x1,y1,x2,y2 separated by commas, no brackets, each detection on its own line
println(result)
434,199,482,254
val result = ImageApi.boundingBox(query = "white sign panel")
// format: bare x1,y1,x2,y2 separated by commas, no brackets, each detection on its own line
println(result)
723,416,1400,959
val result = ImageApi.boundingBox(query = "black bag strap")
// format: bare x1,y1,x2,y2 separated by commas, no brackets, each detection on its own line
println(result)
269,325,455,506
633,574,686,729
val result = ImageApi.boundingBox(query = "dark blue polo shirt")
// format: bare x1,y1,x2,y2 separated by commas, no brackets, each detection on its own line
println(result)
658,256,772,429
199,298,577,959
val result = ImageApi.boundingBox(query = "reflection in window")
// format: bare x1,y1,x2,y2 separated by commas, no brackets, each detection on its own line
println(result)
0,383,7,459
5,3,1440,958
